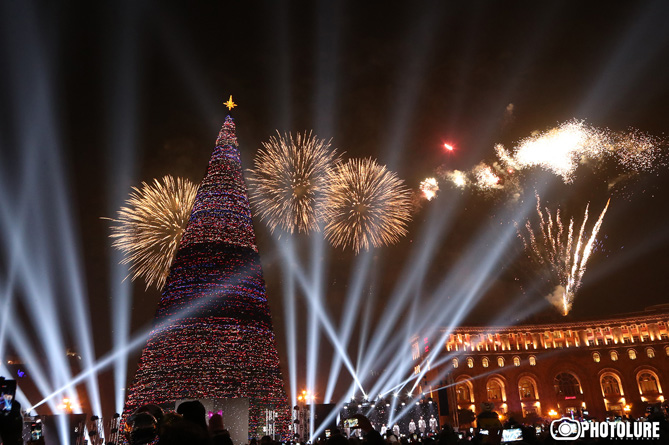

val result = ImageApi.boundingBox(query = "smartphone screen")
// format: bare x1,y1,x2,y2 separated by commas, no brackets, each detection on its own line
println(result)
1,379,16,411
31,422,43,440
502,428,523,442
344,418,359,428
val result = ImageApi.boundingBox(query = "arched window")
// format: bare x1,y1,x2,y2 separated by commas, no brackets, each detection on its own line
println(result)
592,352,601,363
513,356,520,367
647,348,655,359
497,357,504,367
628,349,637,360
518,377,538,400
452,358,459,368
554,373,581,398
456,381,472,404
486,379,505,402
665,346,669,357
482,357,489,368
638,372,661,396
601,374,622,396
529,356,537,366
610,351,618,361
467,357,474,368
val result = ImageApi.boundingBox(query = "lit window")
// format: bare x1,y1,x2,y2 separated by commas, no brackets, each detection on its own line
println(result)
452,358,459,368
610,351,618,361
554,372,581,398
638,372,661,396
518,377,538,400
592,352,601,363
513,356,520,367
414,365,421,375
497,357,504,367
665,346,669,356
486,379,504,402
601,374,622,396
467,357,474,368
529,356,536,366
456,381,472,404
482,357,489,368
628,349,637,360
647,348,655,359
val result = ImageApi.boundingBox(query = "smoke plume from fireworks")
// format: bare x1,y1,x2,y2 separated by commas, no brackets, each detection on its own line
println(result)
519,194,610,315
107,175,198,290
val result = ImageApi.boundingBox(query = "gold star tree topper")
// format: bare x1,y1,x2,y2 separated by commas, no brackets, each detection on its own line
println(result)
224,95,237,110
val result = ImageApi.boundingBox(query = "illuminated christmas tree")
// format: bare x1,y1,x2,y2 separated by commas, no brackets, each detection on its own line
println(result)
123,110,289,438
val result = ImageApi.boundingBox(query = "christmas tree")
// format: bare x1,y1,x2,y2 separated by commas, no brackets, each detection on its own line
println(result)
123,112,289,438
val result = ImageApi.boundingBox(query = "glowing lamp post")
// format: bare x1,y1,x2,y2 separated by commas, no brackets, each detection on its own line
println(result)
548,409,558,418
294,390,316,441
58,398,76,414
297,389,316,403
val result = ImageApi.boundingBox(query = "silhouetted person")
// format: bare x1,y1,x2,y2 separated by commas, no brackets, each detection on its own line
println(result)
209,413,233,445
177,400,208,434
158,418,208,445
125,411,159,445
475,403,502,445
0,394,22,445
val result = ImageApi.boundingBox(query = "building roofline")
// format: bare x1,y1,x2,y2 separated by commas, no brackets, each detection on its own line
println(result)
435,305,669,334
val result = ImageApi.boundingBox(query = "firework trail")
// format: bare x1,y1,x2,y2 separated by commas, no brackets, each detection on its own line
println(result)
321,158,413,253
247,131,339,234
419,177,439,200
520,194,610,315
106,175,198,290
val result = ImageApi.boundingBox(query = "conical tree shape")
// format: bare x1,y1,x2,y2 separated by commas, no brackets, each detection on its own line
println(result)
123,116,289,438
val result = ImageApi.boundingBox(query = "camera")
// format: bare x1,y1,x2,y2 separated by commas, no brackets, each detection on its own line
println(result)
550,417,582,440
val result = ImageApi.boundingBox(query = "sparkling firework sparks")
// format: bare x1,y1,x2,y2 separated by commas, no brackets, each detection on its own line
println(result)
419,177,439,200
438,120,662,195
107,175,198,290
447,170,468,188
321,158,413,253
519,195,610,315
501,120,662,182
247,131,338,234
473,163,501,190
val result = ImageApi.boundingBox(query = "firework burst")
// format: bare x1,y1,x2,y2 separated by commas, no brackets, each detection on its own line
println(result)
107,175,198,290
436,120,663,196
247,131,338,234
499,120,663,182
519,194,610,315
419,177,439,200
321,158,412,253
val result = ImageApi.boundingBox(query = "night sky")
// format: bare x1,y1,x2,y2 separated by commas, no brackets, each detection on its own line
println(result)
1,1,669,420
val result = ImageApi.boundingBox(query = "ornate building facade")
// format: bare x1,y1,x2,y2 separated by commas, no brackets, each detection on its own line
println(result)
412,306,669,426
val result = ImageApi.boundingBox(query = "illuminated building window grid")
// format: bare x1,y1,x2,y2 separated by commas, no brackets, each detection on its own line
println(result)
442,319,669,352
453,367,665,415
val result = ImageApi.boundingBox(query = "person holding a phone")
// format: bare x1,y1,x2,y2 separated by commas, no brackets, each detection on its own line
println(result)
0,378,23,445
344,414,384,445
